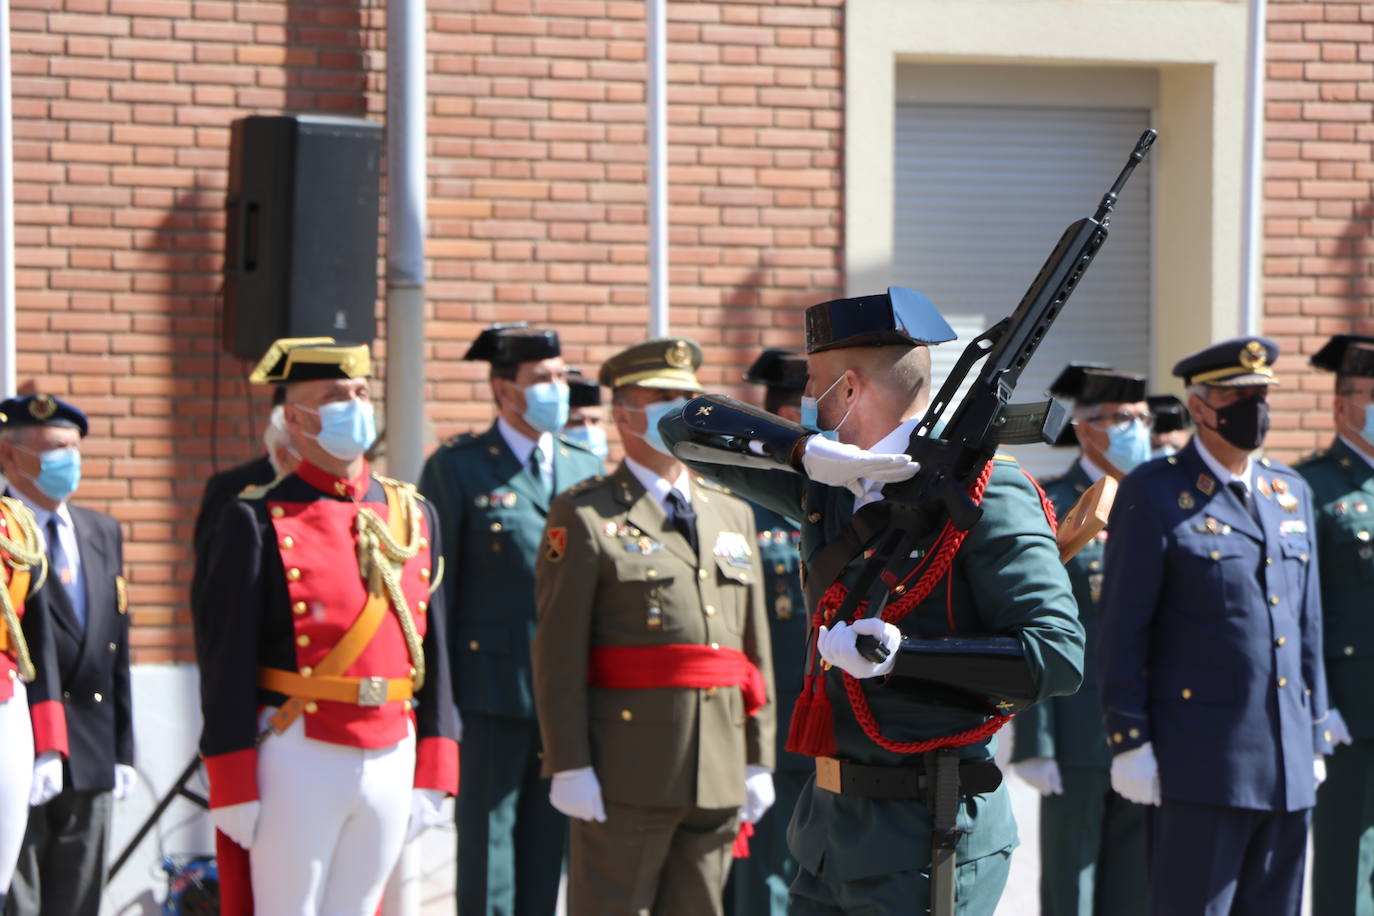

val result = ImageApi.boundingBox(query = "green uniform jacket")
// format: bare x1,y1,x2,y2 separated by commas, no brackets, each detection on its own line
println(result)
532,464,777,809
661,410,1085,882
1011,460,1111,771
1295,437,1374,739
419,424,603,719
752,502,811,774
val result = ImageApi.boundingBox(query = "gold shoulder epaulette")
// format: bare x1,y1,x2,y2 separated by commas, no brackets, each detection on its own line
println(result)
372,473,417,496
564,474,607,497
237,477,282,501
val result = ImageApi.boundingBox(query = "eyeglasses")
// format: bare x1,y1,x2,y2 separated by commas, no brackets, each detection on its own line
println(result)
1080,410,1151,429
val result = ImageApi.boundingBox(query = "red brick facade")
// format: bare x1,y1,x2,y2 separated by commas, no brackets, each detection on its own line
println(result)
11,0,843,660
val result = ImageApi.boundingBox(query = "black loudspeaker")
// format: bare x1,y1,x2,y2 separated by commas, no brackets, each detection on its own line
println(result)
223,115,383,360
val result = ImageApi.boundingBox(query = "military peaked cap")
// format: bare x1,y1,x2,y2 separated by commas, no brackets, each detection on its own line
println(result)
744,349,808,392
1310,334,1374,379
0,394,88,436
804,287,956,354
463,323,561,365
249,337,373,383
599,338,704,391
1172,337,1280,387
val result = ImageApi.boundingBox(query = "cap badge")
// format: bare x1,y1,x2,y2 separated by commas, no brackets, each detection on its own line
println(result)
1239,340,1267,372
666,340,692,369
29,395,56,421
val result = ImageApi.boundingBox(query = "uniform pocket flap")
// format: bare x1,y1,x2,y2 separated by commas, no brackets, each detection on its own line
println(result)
714,555,752,584
1278,537,1312,560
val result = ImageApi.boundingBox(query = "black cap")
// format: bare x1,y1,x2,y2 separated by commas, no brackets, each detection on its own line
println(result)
0,394,89,437
804,287,956,354
1172,337,1280,387
1310,334,1374,379
567,369,601,408
1147,394,1190,434
1048,363,1147,406
463,323,561,365
743,349,808,392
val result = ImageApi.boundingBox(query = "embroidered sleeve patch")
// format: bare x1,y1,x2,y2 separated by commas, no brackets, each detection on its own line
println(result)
545,527,567,563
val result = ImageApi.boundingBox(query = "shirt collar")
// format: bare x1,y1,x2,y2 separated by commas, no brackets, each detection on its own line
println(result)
1193,436,1253,493
1338,433,1374,472
623,456,691,514
1078,455,1108,485
7,486,71,531
295,459,371,500
497,416,553,467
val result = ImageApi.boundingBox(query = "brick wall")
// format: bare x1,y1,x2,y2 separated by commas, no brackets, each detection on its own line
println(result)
11,0,844,661
1264,0,1374,460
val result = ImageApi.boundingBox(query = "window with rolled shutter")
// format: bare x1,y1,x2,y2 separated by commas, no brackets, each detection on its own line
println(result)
893,103,1153,482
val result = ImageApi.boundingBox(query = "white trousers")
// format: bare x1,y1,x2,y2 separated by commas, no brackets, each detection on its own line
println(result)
252,715,415,916
0,680,34,895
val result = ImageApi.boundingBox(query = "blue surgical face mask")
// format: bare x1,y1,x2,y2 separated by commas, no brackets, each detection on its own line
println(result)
302,399,376,462
799,374,852,441
1104,419,1152,474
522,381,570,434
1361,404,1374,447
19,445,81,502
564,424,609,459
628,398,687,456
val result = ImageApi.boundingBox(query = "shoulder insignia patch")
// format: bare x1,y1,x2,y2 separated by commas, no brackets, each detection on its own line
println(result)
544,526,567,563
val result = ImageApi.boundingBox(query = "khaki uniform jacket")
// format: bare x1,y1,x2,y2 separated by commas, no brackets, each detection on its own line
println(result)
533,463,776,810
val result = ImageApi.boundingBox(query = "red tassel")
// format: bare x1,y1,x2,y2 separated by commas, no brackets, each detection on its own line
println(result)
784,673,837,758
733,821,755,858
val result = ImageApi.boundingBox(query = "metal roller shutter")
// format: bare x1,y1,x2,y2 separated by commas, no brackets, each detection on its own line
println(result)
893,104,1153,482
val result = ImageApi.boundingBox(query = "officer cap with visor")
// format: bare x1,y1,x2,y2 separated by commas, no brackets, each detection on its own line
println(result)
0,394,89,437
1172,337,1281,387
599,338,704,392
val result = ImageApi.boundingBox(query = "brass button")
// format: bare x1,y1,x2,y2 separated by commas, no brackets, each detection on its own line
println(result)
409,666,417,678
1277,677,1288,688
490,523,502,533
646,569,658,579
710,642,719,650
63,690,71,699
418,600,428,612
469,640,480,651
1209,550,1221,561
1112,732,1123,743
270,506,285,519
305,701,319,714
774,563,786,575
419,536,429,548
1325,729,1334,743
620,709,633,721
281,536,295,549
300,666,313,677
698,569,708,580
6,670,14,681
1265,556,1273,566
93,692,103,703
1269,595,1279,606
108,642,116,651
1181,688,1192,699
705,605,716,617
297,635,310,647
1299,553,1309,563
1128,728,1140,739
293,601,308,615
893,584,906,595
1276,636,1286,647
705,686,719,697
287,567,302,582
1345,646,1355,656
420,567,431,580
1089,560,1101,571
492,543,502,552
808,512,821,524
1359,531,1371,542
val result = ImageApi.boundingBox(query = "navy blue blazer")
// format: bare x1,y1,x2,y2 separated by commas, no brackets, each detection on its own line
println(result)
1098,440,1330,812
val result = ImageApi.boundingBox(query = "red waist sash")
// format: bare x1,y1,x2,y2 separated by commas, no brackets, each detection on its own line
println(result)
588,644,767,716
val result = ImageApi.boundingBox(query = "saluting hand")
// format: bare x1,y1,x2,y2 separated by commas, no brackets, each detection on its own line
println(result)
801,437,919,500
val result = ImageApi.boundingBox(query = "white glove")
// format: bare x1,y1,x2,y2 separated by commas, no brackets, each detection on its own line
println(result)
549,767,607,823
113,764,139,801
29,751,63,806
1110,742,1161,806
817,618,901,679
1314,755,1327,790
404,788,447,843
741,765,775,824
1014,757,1064,797
211,801,262,850
1327,708,1353,747
801,437,919,500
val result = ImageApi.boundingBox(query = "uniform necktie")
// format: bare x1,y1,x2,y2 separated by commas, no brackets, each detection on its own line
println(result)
530,446,552,500
47,515,83,628
1228,480,1259,524
666,490,698,555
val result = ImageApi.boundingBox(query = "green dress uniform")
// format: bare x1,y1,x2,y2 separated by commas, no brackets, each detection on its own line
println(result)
1010,459,1148,916
1297,435,1374,916
419,420,601,916
726,502,808,916
532,463,777,916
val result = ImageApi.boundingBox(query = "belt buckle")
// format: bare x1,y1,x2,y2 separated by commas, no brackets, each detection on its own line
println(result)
357,677,388,707
815,757,843,794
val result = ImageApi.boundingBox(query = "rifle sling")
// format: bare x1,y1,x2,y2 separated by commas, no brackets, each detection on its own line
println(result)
266,482,407,735
802,501,892,610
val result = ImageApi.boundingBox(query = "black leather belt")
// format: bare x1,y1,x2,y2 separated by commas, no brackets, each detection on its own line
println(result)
813,755,1002,800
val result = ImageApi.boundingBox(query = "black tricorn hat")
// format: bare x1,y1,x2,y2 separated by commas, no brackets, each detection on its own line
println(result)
463,323,561,365
567,369,602,408
804,287,956,354
1310,334,1374,379
743,349,808,392
1049,363,1147,406
1147,394,1191,434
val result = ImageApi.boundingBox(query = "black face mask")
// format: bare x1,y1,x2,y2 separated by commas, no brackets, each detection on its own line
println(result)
1207,395,1270,450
